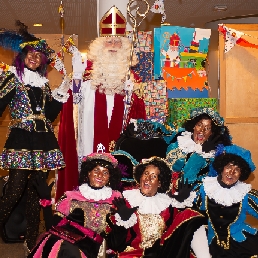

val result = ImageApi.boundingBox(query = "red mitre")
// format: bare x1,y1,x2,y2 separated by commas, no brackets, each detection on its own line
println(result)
170,33,180,46
99,5,126,37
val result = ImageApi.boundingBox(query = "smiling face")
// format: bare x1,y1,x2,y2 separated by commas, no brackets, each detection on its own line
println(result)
140,165,161,197
24,50,42,70
193,118,212,144
221,162,241,186
88,165,110,188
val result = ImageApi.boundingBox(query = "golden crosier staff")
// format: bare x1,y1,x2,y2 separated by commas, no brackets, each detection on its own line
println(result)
127,0,149,79
58,0,65,60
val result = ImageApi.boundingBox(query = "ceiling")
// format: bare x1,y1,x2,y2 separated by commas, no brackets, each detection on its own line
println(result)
0,0,258,52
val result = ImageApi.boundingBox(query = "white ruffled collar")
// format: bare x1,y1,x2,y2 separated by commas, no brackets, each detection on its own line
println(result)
9,66,48,87
79,183,112,201
178,131,215,158
123,189,171,214
203,176,251,206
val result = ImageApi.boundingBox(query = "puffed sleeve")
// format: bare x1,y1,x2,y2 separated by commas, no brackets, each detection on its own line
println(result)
0,72,16,116
105,199,136,253
44,83,63,122
105,212,129,252
247,189,258,219
192,183,205,210
54,193,71,216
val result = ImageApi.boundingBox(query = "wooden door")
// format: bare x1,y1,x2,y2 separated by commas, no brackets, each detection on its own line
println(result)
219,24,258,189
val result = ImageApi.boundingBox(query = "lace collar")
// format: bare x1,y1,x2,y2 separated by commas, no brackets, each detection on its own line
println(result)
123,189,171,214
203,176,251,206
177,131,215,158
79,183,112,201
9,66,49,87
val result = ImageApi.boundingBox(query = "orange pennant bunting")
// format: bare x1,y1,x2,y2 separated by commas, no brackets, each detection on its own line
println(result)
163,67,208,91
237,37,258,49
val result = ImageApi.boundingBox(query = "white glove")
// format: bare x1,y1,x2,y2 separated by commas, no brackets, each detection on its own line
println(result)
72,49,87,80
52,75,72,103
52,55,67,76
124,78,134,91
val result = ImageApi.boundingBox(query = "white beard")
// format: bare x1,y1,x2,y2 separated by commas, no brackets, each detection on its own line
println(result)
90,48,128,95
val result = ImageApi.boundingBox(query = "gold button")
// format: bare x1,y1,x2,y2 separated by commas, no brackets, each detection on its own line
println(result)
220,215,223,218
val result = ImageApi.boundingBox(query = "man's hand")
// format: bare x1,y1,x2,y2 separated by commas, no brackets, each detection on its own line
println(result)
124,78,134,91
72,50,87,80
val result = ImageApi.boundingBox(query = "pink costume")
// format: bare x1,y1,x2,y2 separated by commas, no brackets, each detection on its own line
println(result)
28,184,122,258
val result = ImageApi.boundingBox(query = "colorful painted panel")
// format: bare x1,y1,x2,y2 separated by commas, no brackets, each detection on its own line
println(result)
167,98,218,128
126,31,152,53
133,52,153,82
167,88,209,98
143,80,167,123
153,27,162,79
154,26,211,91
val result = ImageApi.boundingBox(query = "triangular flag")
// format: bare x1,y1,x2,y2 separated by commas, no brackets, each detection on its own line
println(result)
236,37,258,50
218,24,244,53
150,0,166,22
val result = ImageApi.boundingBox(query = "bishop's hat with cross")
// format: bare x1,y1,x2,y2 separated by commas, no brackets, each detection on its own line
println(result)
99,5,126,37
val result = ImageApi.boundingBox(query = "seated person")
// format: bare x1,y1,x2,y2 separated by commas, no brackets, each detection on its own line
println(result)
106,157,210,258
28,152,121,258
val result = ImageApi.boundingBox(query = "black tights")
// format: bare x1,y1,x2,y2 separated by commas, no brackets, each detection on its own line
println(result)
0,169,48,250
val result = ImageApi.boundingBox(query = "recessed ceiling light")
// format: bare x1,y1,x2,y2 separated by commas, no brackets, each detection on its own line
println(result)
33,23,43,27
213,5,227,11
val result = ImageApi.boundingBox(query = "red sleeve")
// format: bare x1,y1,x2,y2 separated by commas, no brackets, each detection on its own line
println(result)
82,60,93,81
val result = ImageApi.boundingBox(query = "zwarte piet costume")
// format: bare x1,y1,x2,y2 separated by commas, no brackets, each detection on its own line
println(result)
28,152,122,258
0,20,69,250
107,157,210,258
194,145,258,257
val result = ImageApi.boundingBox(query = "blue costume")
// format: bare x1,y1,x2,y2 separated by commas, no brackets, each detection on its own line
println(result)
166,108,231,191
166,129,215,184
194,145,258,258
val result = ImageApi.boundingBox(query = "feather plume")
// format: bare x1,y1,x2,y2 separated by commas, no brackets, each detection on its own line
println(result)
0,20,38,52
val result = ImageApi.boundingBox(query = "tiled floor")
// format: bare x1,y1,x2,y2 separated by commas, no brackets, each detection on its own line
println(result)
0,220,46,258
0,238,24,258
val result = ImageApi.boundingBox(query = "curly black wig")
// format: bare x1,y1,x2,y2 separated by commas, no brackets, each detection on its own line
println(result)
134,158,171,193
79,159,121,190
212,153,251,181
13,45,49,78
183,113,231,146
